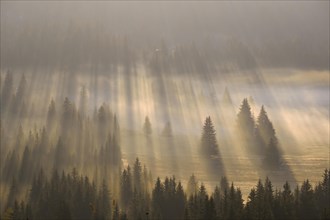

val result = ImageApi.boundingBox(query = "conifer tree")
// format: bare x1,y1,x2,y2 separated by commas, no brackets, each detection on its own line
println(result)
79,85,88,118
133,158,142,193
19,145,31,183
314,169,330,219
236,98,256,151
120,166,133,209
151,177,164,219
1,70,13,110
201,116,219,156
12,74,27,115
47,98,56,130
161,121,172,137
187,174,198,196
279,181,295,220
256,105,277,148
299,180,317,220
143,116,152,135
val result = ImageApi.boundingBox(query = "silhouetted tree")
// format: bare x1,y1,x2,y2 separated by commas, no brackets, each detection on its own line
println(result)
187,174,198,196
19,145,31,183
151,177,164,219
79,85,88,118
201,116,219,156
161,121,172,137
46,98,56,130
236,98,256,153
314,169,330,219
12,74,27,116
143,116,152,135
299,180,317,220
1,70,13,110
278,181,295,220
133,158,142,193
54,137,67,171
120,166,133,209
256,106,277,149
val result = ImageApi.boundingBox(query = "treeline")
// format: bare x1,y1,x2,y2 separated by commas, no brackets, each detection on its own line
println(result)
3,18,328,73
2,165,329,220
2,28,261,77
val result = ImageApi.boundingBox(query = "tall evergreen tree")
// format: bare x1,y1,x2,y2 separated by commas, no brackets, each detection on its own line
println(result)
256,105,276,147
143,116,152,135
79,85,88,118
1,70,13,110
161,121,172,137
201,116,219,156
236,98,256,153
19,145,31,183
120,166,133,209
12,74,27,115
279,181,295,220
314,169,330,219
133,158,142,193
187,174,198,196
47,98,56,130
299,180,317,220
151,177,164,219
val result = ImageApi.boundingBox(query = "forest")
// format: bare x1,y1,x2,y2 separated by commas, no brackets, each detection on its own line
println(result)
0,73,329,220
1,1,329,220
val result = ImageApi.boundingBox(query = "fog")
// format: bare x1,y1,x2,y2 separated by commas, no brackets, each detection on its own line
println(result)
0,1,329,219
1,1,329,70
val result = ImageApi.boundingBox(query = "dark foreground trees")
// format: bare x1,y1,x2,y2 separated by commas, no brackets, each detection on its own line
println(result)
2,166,329,220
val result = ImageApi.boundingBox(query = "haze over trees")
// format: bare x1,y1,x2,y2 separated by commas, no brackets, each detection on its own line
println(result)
1,75,325,218
1,1,329,220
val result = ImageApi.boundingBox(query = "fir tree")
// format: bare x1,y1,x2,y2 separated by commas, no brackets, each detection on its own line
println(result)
187,174,198,196
1,70,13,110
299,180,317,220
201,116,219,157
143,116,152,135
256,105,276,147
236,98,256,152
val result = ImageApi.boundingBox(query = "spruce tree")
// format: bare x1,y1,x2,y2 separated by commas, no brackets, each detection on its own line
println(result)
79,85,87,118
161,121,172,137
236,98,256,152
120,166,133,209
256,105,277,148
47,98,56,130
187,174,198,196
133,158,142,193
299,180,317,220
280,181,295,220
201,116,219,156
143,116,152,135
1,70,13,110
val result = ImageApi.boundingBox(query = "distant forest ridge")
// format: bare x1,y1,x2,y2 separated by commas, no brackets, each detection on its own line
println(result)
1,31,328,72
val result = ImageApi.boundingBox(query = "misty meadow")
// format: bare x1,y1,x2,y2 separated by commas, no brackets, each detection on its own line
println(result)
0,1,329,220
